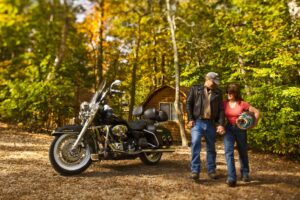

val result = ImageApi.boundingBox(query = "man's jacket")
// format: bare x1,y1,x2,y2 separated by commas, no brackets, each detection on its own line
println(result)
186,85,225,125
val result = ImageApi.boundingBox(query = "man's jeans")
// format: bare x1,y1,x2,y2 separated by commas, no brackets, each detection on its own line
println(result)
224,124,249,181
191,119,216,174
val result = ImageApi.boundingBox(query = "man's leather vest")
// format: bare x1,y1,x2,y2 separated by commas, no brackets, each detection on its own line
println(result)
186,85,225,125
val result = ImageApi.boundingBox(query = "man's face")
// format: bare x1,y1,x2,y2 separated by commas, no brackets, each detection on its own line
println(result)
205,79,215,89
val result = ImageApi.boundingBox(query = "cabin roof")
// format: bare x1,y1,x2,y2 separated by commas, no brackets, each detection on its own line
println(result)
142,85,189,106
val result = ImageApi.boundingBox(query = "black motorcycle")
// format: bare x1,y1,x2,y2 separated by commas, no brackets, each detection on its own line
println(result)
49,80,174,175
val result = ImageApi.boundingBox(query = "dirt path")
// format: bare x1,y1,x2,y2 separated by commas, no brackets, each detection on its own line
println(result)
0,124,299,200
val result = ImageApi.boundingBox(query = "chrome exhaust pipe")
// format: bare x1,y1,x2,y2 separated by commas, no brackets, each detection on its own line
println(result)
91,147,175,159
142,147,175,153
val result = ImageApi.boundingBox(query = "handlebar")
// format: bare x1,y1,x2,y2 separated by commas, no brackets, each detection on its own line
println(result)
110,89,125,95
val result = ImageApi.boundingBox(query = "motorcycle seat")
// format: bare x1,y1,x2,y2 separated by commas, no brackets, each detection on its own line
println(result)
127,120,147,130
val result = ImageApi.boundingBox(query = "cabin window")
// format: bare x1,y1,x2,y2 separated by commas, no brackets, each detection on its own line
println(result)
159,102,183,121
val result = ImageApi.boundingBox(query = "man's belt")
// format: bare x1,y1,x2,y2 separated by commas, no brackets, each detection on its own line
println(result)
199,117,211,121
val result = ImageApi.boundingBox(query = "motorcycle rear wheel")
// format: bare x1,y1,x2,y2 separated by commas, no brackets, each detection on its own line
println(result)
139,152,162,165
49,133,92,176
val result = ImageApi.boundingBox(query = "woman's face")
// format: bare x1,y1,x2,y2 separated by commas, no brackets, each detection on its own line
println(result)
227,92,236,101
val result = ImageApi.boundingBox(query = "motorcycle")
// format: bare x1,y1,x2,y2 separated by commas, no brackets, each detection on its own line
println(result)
49,80,174,175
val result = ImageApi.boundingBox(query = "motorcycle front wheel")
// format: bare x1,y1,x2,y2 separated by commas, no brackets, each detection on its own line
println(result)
49,133,92,176
139,152,162,165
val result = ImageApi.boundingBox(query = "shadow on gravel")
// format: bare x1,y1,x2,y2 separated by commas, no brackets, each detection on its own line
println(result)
238,174,300,188
78,159,189,177
78,159,229,185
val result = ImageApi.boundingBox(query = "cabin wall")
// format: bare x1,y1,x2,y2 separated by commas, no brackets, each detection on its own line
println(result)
144,87,191,143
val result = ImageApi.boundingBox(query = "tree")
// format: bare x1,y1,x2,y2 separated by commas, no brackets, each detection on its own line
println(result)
166,0,187,146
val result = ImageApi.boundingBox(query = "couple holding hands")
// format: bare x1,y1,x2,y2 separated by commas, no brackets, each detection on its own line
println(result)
186,72,260,187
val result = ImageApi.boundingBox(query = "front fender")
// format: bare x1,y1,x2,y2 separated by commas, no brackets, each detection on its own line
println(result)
51,125,83,136
51,125,98,154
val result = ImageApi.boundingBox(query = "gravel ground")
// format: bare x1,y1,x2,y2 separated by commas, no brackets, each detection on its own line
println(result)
0,123,299,200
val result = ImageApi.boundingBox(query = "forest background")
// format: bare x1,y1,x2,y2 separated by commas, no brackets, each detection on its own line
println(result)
0,0,299,158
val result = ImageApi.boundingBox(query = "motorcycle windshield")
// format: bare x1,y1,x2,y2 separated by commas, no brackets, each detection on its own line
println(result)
90,79,107,104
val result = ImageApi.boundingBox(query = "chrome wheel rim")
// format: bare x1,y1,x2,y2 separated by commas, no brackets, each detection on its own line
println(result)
53,134,91,171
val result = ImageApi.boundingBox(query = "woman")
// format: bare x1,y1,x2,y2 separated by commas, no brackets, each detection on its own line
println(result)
221,83,260,187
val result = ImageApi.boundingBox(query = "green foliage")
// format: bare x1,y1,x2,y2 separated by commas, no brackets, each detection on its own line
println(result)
247,86,300,156
0,80,74,125
0,0,90,129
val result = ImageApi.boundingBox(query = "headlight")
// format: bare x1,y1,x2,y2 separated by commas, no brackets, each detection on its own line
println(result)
80,101,90,112
79,101,91,124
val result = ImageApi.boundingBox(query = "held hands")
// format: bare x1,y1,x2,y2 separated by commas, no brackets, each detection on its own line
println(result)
188,120,195,128
188,121,226,135
216,125,225,135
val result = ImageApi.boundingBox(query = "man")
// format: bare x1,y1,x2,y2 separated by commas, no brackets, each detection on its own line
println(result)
186,72,225,180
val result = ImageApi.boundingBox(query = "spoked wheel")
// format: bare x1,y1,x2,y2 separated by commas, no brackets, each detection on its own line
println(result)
139,152,162,165
49,134,92,176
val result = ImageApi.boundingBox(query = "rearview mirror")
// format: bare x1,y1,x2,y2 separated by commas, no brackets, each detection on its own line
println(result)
110,80,121,88
109,80,123,95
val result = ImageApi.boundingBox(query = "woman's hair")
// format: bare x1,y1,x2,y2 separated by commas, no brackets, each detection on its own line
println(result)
226,83,243,101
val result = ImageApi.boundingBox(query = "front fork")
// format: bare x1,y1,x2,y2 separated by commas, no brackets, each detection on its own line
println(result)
71,105,99,150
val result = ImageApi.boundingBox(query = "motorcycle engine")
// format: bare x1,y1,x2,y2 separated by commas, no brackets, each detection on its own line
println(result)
111,125,128,140
110,125,137,152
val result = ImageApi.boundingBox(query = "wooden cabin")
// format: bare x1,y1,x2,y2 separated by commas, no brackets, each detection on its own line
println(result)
142,85,191,143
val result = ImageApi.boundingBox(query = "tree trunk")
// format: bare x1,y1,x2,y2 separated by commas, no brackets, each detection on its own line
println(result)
152,38,158,88
161,53,166,85
47,0,69,81
128,16,142,120
166,0,187,147
97,0,104,85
